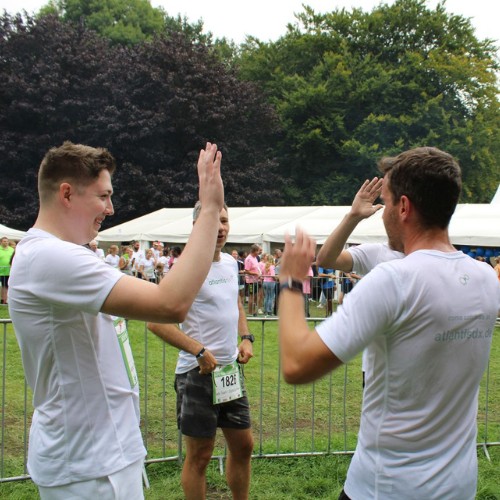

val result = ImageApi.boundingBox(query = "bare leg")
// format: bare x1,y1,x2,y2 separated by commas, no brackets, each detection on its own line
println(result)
222,427,253,500
248,290,256,315
181,435,215,500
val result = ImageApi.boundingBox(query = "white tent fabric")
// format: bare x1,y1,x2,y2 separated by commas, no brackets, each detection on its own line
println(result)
491,184,500,205
97,203,500,249
0,223,26,241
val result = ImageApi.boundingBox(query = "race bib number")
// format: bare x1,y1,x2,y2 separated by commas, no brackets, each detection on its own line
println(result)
114,317,138,388
212,360,243,404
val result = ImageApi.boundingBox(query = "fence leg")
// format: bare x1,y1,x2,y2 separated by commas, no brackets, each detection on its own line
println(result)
482,443,491,462
142,463,150,489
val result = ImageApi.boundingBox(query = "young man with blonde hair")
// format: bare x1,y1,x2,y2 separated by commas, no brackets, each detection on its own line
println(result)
9,140,224,499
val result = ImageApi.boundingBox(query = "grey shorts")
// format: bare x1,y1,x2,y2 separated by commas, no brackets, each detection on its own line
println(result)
174,367,251,438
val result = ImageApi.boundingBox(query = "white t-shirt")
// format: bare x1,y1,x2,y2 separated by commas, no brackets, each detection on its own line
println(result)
8,229,146,487
348,243,404,371
316,250,500,499
104,253,120,268
348,242,404,275
94,248,105,260
138,256,156,280
176,252,240,374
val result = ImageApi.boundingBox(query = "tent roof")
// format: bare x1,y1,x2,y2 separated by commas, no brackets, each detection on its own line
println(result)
97,203,500,248
491,184,500,205
0,223,27,241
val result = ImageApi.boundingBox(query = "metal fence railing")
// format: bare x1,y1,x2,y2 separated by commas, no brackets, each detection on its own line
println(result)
1,316,499,484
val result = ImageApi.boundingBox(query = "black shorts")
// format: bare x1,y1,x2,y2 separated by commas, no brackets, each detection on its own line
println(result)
174,367,251,438
246,283,258,295
0,276,9,287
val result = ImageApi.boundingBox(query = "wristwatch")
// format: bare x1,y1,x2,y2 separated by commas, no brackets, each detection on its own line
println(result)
195,347,205,359
279,276,303,293
240,334,255,343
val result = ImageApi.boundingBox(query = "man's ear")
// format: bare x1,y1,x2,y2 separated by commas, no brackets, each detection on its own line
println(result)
399,195,411,220
60,183,72,206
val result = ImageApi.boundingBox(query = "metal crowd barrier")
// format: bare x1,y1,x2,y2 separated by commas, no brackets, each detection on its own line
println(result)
1,316,499,484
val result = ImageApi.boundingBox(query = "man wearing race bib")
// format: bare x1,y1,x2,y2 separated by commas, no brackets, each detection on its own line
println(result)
148,201,254,500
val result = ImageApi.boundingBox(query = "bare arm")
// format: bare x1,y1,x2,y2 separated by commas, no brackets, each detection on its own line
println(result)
147,322,217,375
317,178,384,271
278,229,342,384
237,297,253,364
102,142,224,323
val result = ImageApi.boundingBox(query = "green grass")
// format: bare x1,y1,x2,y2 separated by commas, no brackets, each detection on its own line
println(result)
0,305,500,499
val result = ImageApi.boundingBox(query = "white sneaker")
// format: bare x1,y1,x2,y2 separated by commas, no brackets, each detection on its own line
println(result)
258,309,263,315
317,304,324,308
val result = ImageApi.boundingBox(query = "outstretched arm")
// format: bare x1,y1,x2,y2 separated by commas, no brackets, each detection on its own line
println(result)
316,178,383,271
102,142,224,323
278,229,342,384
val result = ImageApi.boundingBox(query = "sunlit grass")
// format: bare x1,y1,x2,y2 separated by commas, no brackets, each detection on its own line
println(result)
1,305,499,498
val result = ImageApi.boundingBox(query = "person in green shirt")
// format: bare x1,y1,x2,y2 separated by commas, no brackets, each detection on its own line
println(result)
0,236,15,304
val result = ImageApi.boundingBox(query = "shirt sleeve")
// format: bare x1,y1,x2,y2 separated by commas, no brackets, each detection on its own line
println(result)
29,242,123,315
315,262,404,363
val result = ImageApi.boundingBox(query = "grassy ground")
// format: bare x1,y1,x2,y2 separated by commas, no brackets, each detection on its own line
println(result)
1,304,500,499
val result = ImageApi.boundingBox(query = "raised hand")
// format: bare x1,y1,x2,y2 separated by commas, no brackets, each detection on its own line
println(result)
280,228,316,281
350,177,384,219
197,142,224,213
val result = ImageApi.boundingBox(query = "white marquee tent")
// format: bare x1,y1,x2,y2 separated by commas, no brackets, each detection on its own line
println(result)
0,223,27,241
97,202,500,250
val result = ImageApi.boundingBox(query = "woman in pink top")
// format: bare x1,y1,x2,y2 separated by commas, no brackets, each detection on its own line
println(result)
262,254,276,316
302,266,314,317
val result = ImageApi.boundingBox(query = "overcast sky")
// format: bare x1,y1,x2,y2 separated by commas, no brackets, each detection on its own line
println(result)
0,0,498,53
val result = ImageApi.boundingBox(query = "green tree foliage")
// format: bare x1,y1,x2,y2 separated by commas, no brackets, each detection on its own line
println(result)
39,0,165,45
0,14,283,229
38,0,220,47
237,0,500,204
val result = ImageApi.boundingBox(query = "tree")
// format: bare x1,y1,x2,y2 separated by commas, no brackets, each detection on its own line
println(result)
237,0,500,204
38,0,166,45
0,14,283,230
0,13,117,228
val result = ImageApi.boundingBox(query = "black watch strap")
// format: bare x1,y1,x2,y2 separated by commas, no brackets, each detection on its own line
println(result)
195,347,205,359
280,277,303,293
240,334,255,343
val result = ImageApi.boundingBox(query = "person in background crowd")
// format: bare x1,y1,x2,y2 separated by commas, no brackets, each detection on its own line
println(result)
131,240,145,278
317,266,336,316
237,250,247,303
278,147,500,500
494,256,500,281
0,236,15,305
338,271,361,305
151,241,161,260
139,248,157,282
302,265,314,317
147,201,254,500
262,254,276,316
104,244,120,269
257,251,266,315
154,262,165,283
8,141,224,500
168,246,182,269
119,246,135,276
89,239,105,260
157,245,170,271
245,244,261,316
